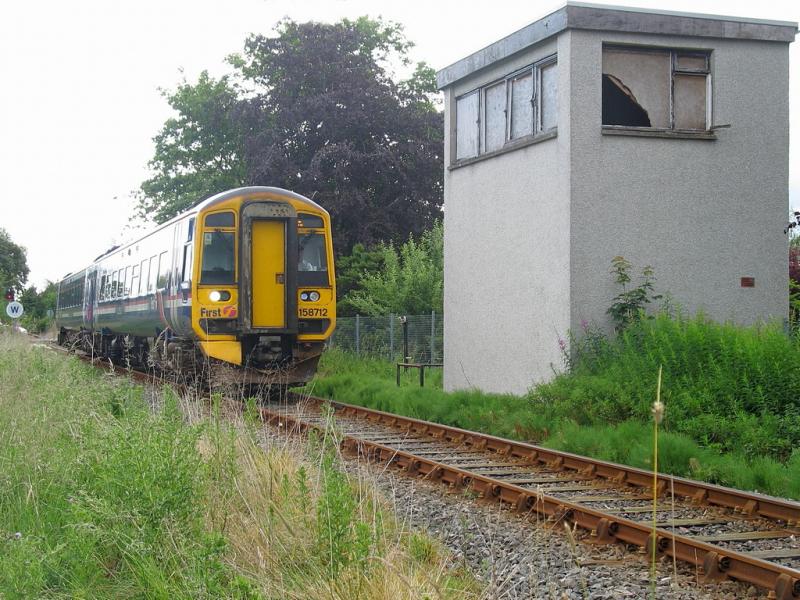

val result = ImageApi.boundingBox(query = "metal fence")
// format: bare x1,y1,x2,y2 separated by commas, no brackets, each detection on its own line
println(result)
330,312,443,363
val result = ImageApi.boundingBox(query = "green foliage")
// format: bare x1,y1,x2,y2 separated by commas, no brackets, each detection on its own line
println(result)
0,335,246,597
0,334,478,598
18,281,56,332
137,71,247,223
539,312,800,460
343,221,443,315
0,229,29,324
139,17,443,255
335,244,387,315
606,256,662,332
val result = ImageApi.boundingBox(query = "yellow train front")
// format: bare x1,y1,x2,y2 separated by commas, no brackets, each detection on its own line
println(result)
189,187,335,385
55,187,335,389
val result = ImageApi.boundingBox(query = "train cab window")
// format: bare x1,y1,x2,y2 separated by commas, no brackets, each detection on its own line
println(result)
201,231,235,284
205,212,235,228
298,233,328,285
297,213,324,229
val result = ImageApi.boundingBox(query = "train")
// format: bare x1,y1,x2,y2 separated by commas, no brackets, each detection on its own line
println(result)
55,187,336,393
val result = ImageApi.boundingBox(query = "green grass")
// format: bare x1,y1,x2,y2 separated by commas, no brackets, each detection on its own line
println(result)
310,316,800,500
0,333,481,599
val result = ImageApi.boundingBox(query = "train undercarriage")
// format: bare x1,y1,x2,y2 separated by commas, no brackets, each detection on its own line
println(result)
57,327,322,400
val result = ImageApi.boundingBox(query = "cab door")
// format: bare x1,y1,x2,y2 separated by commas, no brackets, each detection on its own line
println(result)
250,219,286,328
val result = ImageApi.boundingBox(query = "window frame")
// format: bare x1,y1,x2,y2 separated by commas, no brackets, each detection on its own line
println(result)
199,210,238,286
601,44,712,134
454,54,558,166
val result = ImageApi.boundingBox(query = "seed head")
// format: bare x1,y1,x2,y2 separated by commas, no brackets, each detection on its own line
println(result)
651,400,665,425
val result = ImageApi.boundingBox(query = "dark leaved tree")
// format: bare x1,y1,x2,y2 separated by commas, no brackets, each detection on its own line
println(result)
137,17,443,255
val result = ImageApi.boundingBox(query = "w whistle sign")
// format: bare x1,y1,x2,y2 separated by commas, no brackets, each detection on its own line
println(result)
6,301,23,319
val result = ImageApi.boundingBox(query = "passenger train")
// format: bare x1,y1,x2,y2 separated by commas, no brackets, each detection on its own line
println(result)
55,187,336,390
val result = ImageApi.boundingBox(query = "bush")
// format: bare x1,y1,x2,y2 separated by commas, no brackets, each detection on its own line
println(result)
536,312,800,461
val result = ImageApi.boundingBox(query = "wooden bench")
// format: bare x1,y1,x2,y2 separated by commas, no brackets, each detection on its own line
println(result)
396,362,443,387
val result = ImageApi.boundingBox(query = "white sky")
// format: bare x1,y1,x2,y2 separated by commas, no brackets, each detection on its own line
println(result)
1,0,798,288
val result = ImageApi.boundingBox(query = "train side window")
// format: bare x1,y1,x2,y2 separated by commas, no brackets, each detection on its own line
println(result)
131,264,140,297
181,243,193,282
205,212,234,228
123,266,131,297
110,271,117,298
157,251,169,289
148,256,158,291
99,275,107,301
138,259,148,295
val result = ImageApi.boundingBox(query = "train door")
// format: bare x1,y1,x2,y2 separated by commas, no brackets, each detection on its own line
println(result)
250,220,286,328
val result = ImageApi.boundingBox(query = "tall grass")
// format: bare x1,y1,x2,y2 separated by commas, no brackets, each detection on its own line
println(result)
540,313,800,460
0,332,481,598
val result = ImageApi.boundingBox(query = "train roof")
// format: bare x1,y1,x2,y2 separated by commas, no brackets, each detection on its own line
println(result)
55,187,327,285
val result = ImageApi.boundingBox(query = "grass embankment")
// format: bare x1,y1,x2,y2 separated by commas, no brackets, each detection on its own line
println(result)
0,332,481,599
311,314,800,500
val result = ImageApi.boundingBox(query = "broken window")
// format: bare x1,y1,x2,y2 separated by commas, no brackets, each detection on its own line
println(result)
602,46,710,131
454,55,557,162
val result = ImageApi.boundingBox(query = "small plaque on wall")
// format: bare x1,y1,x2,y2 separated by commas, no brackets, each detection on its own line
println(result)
740,277,755,288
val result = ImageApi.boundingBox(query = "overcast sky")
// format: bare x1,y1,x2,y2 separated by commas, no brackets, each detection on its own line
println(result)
1,0,798,288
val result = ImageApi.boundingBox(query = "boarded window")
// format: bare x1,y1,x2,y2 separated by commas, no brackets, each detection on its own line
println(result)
454,54,557,163
602,46,710,131
674,74,707,130
539,61,558,131
483,82,506,153
456,91,479,160
510,72,533,139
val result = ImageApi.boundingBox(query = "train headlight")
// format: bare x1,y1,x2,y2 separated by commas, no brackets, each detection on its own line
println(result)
300,292,309,301
209,290,222,302
309,291,320,302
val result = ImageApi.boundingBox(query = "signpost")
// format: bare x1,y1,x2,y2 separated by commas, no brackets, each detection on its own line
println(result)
6,301,23,319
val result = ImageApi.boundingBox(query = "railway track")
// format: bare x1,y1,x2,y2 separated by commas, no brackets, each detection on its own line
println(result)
52,341,800,598
263,393,800,600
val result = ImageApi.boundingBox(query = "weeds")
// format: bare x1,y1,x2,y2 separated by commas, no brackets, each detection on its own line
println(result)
0,332,481,599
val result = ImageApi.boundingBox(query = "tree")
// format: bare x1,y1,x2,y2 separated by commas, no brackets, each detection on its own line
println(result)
343,221,443,316
137,17,443,255
0,228,29,295
136,72,247,223
19,282,57,332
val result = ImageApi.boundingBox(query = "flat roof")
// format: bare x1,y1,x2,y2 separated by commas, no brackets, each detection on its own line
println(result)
436,2,798,89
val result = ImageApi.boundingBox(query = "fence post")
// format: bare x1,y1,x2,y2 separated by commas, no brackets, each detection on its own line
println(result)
355,314,361,356
430,311,436,362
389,313,395,361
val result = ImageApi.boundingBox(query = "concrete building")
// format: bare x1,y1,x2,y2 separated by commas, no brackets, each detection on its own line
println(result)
437,2,797,395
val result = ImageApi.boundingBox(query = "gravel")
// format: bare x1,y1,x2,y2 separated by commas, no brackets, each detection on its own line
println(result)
260,421,754,599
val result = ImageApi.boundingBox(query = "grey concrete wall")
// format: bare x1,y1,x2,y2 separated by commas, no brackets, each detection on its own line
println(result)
568,31,790,333
443,35,572,395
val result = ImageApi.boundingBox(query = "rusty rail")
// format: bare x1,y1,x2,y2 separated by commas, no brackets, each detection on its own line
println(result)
272,393,800,599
